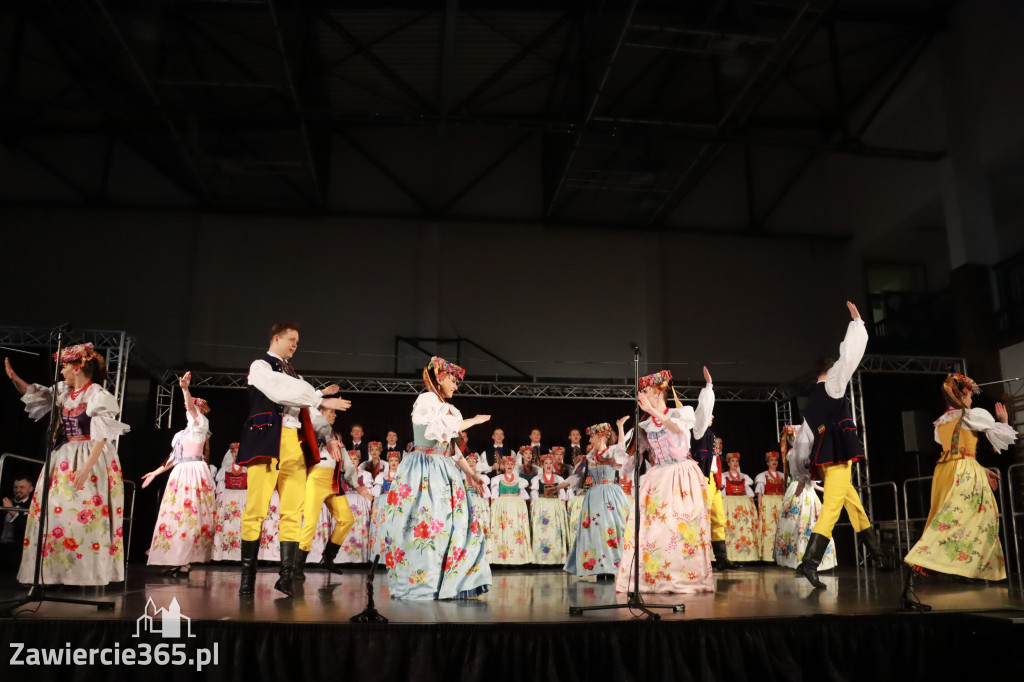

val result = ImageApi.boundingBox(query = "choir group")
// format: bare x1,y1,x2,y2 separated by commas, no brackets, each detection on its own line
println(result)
4,300,1016,601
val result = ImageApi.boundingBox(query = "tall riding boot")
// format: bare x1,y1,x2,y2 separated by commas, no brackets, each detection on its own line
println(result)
796,532,830,589
274,541,298,596
319,541,345,575
238,539,260,597
712,540,739,570
293,548,309,582
857,527,893,571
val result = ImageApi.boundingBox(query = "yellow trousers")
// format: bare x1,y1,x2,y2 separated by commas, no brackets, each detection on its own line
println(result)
299,467,355,552
241,428,307,542
707,475,726,543
812,461,871,538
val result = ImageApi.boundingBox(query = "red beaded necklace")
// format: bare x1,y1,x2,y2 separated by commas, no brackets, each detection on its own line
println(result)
68,381,93,401
650,407,670,428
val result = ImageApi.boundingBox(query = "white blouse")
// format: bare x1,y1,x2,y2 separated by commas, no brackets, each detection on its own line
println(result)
247,352,323,430
411,392,464,458
530,473,567,501
22,381,129,445
490,475,529,500
932,408,1018,453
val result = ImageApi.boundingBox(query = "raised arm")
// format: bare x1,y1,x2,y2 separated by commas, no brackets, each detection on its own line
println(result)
179,372,199,421
824,301,868,399
692,366,716,439
248,359,324,409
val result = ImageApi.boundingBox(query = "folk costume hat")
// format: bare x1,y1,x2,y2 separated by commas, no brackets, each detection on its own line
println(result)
426,356,465,382
54,342,102,365
639,370,672,392
943,372,980,407
586,423,613,440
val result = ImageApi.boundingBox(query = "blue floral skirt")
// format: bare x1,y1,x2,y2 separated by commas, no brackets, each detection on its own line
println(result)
382,451,491,599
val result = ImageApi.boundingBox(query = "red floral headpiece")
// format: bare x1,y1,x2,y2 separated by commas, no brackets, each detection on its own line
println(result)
54,342,101,365
518,445,533,456
369,441,382,452
192,397,209,411
765,451,780,462
550,446,565,455
639,370,672,392
539,453,554,463
944,372,980,400
587,423,613,439
229,442,239,450
427,356,466,382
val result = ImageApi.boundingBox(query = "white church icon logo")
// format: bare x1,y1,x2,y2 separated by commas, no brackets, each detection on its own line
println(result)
133,597,196,638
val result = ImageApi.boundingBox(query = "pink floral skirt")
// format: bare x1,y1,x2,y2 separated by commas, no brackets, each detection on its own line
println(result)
146,461,215,566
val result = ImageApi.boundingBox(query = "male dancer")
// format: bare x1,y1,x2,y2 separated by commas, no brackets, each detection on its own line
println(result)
236,322,351,597
791,301,892,588
692,423,736,570
295,405,372,580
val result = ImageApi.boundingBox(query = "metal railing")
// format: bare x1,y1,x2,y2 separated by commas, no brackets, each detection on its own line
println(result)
122,479,136,593
1009,463,1024,576
832,480,901,572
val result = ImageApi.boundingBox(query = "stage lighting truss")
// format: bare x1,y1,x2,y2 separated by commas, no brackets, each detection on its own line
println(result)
0,326,132,449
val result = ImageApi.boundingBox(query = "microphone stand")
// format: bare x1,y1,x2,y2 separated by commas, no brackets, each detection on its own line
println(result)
0,327,114,615
569,345,684,620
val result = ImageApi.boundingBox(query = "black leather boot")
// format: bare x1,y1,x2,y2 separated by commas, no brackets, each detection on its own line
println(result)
318,541,345,575
274,541,298,596
857,526,893,571
796,532,830,589
238,539,260,597
293,548,309,582
712,540,739,570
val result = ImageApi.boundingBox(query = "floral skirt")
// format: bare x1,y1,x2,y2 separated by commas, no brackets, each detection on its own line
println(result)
567,495,584,551
489,497,532,565
337,492,372,563
723,495,760,562
468,491,491,561
18,441,125,586
615,460,713,594
531,497,569,565
905,457,1005,580
775,481,837,570
382,451,491,599
563,483,630,577
368,494,388,562
258,491,282,562
212,489,246,561
147,461,216,566
758,494,784,562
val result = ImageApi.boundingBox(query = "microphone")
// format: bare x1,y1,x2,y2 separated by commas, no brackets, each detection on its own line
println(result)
629,342,640,355
51,322,71,333
976,377,1022,387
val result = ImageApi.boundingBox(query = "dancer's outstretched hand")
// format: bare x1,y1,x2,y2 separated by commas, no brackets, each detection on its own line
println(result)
322,397,351,411
847,300,861,320
616,415,630,427
321,384,340,397
141,470,159,489
5,358,28,394
995,402,1008,424
178,371,191,390
703,365,712,384
985,468,1001,492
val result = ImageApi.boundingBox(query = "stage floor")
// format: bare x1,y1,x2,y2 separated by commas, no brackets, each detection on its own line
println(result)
3,563,1022,623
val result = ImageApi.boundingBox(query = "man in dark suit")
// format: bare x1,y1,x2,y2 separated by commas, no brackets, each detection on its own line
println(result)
348,423,369,462
564,429,585,469
479,428,513,478
1,477,34,573
383,430,403,458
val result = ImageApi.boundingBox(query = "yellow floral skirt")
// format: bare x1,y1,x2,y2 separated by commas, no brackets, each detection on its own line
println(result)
905,457,1005,580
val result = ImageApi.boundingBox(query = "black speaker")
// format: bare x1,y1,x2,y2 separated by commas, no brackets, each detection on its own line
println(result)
901,410,934,453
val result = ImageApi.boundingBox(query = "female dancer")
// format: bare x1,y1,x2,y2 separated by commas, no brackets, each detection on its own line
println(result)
754,451,786,562
904,373,1017,580
722,452,760,563
212,445,246,562
142,372,216,577
775,426,837,570
559,419,631,580
615,368,715,594
6,346,129,586
489,456,531,565
368,451,402,561
530,453,569,565
382,357,491,599
337,449,374,564
464,453,492,560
